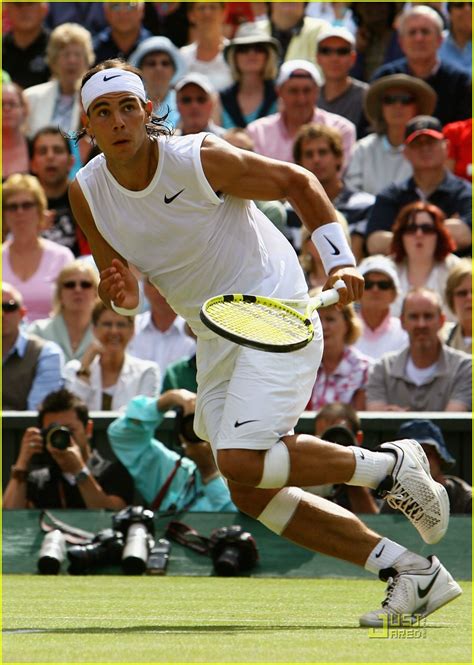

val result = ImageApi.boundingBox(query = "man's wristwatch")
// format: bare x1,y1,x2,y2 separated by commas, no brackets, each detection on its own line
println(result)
75,466,91,485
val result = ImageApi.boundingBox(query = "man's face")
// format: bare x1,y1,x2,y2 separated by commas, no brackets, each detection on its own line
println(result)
140,51,175,90
298,136,340,184
399,15,442,61
404,134,447,171
2,287,25,339
6,2,48,32
316,38,355,80
177,84,213,133
279,75,318,125
30,134,74,189
41,410,91,456
271,2,305,27
105,2,144,34
188,3,225,29
401,293,444,346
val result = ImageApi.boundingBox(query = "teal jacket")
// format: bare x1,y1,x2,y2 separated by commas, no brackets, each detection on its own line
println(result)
107,395,236,513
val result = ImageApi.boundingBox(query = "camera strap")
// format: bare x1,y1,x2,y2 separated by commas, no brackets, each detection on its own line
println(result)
39,510,96,545
151,458,183,511
165,520,211,556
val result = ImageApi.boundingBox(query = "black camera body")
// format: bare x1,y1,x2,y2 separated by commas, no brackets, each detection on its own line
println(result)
174,407,201,443
67,528,125,575
42,424,72,450
209,526,259,576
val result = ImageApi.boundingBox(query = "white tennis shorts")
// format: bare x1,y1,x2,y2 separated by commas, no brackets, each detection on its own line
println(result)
193,317,323,456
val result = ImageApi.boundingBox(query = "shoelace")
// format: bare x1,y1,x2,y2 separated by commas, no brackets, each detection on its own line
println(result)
385,482,425,522
381,576,397,608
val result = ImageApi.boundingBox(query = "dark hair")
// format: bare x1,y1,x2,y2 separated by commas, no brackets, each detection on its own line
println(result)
70,59,172,144
31,125,72,157
315,402,361,434
38,389,89,429
92,300,134,326
391,201,456,263
293,123,343,165
350,2,403,28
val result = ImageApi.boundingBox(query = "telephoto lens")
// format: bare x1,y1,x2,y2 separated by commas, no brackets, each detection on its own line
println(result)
37,530,66,575
42,424,71,450
121,523,152,575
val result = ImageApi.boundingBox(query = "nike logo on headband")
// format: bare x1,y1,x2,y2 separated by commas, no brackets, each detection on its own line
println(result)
103,74,121,82
323,236,341,256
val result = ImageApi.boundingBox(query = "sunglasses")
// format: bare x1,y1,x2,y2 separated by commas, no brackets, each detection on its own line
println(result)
179,95,208,105
2,299,20,312
235,44,268,55
4,201,37,212
364,279,394,291
382,94,416,106
142,58,173,68
453,289,472,298
62,280,94,290
318,46,352,56
109,2,138,11
403,223,437,235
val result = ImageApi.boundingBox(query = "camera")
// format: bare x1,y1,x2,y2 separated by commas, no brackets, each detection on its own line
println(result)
42,423,72,450
113,506,155,575
37,529,66,575
209,526,259,576
174,407,201,443
67,528,124,575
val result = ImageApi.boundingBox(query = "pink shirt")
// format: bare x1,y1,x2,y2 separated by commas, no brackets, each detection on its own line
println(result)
2,239,74,323
354,313,408,361
307,345,371,410
247,107,356,169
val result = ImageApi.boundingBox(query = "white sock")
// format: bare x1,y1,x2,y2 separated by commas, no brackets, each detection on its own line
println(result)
364,538,407,574
345,446,395,489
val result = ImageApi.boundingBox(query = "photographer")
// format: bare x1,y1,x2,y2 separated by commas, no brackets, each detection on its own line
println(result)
3,389,134,509
107,391,236,513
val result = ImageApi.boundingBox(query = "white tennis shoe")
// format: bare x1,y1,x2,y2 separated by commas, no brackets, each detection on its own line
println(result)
377,439,450,544
359,555,462,627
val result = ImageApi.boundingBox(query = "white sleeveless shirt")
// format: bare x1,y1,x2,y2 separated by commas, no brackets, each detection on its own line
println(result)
76,133,307,337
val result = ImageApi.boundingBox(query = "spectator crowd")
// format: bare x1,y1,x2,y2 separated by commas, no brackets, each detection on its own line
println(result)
2,2,471,514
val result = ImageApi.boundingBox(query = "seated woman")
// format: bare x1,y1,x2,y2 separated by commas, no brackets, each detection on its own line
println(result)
442,258,472,354
2,173,75,323
307,294,371,411
28,260,99,362
219,28,279,129
2,82,30,180
64,301,161,411
390,201,460,318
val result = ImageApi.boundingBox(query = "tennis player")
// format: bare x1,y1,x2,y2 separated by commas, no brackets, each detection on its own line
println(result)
69,60,461,626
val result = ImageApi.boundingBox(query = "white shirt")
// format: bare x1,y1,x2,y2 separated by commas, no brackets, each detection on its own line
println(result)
128,312,196,377
179,42,232,92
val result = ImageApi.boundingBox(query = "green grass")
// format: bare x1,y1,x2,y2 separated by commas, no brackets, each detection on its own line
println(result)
2,576,471,664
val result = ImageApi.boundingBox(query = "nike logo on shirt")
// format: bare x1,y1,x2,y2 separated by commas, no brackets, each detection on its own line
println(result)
323,235,341,255
234,419,259,428
164,188,185,204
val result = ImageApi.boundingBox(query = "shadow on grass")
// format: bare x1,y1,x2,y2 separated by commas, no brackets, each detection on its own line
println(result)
4,624,370,635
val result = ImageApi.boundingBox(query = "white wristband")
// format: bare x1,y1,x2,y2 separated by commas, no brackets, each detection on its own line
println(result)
111,289,143,316
311,222,356,275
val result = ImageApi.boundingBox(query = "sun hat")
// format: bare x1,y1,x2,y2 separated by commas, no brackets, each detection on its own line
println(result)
129,36,187,86
358,255,401,294
364,74,437,128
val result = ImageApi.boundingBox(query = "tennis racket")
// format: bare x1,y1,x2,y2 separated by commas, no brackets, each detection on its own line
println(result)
200,280,346,353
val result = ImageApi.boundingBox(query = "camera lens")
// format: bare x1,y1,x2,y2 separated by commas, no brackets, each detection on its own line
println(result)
213,545,241,576
42,424,71,450
121,523,150,575
37,530,66,575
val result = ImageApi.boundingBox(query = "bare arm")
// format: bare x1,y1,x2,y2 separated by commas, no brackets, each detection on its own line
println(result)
201,135,364,302
68,179,139,309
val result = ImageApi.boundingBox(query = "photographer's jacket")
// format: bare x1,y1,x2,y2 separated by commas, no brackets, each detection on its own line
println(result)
108,396,236,513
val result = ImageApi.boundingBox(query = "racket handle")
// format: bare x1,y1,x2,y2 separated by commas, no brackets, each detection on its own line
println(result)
318,280,346,307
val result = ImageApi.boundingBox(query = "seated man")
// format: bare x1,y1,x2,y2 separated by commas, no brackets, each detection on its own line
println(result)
385,419,471,514
107,391,236,513
174,73,225,137
366,115,472,256
367,288,471,412
307,402,379,514
2,282,64,411
3,388,134,509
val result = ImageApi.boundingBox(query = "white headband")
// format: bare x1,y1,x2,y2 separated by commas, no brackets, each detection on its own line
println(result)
81,68,147,112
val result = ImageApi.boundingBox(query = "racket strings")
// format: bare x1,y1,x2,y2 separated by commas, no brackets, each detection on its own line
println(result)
207,300,309,345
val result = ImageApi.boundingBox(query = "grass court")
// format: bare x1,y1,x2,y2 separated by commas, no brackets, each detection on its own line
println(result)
2,576,471,663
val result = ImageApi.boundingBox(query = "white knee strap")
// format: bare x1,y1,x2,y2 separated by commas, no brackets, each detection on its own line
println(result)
257,440,290,489
258,487,304,535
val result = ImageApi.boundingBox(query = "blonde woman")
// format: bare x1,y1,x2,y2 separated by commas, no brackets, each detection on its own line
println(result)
24,22,95,138
2,174,74,323
307,293,371,411
2,82,30,179
28,260,99,362
442,259,472,354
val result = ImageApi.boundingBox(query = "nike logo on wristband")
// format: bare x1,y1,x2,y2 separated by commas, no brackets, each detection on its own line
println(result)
103,74,121,82
323,235,341,256
374,545,385,558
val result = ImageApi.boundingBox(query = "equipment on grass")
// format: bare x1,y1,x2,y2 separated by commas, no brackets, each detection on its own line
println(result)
113,506,155,575
37,529,66,575
199,280,346,352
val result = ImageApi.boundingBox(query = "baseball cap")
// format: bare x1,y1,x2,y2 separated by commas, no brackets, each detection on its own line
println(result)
396,420,455,469
316,26,355,47
404,115,444,145
320,425,358,447
358,255,400,294
175,73,215,96
276,59,323,88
